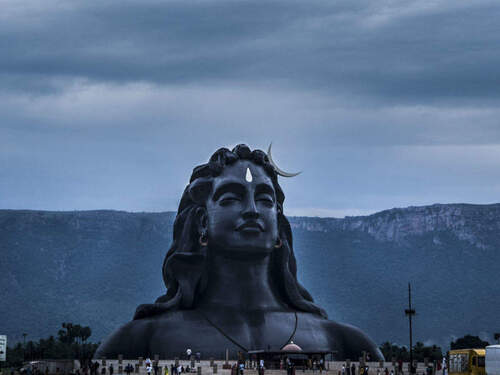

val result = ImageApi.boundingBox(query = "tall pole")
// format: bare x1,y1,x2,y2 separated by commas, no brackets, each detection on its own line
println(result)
22,333,27,362
405,283,416,374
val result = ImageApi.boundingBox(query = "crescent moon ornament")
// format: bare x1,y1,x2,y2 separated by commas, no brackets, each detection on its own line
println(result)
267,143,301,177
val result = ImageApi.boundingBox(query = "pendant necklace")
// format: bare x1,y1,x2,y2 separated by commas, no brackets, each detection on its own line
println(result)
199,310,298,352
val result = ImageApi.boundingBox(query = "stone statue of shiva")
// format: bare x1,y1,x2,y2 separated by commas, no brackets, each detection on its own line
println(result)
95,144,383,360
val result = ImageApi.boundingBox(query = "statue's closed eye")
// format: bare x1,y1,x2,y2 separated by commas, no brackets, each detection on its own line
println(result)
219,193,241,205
256,194,274,205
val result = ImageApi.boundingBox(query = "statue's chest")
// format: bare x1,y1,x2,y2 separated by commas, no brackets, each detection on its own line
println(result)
148,311,335,357
256,312,333,351
200,311,334,352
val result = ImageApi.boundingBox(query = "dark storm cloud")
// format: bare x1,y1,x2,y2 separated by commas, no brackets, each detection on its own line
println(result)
2,1,500,102
2,0,500,215
0,1,323,88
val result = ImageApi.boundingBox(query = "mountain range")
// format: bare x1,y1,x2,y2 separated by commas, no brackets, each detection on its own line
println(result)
1,203,499,351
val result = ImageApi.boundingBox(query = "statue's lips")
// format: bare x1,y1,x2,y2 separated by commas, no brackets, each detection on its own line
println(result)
236,221,264,232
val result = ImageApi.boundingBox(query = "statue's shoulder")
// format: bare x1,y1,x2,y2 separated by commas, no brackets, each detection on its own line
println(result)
147,309,204,327
94,318,153,359
94,310,203,359
322,320,384,361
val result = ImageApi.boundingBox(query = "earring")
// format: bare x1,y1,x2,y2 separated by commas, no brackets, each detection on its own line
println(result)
199,230,208,246
274,237,283,248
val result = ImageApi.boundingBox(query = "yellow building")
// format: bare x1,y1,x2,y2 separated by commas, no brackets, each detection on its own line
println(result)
449,349,486,375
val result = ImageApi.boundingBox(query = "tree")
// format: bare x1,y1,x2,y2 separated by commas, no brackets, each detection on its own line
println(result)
6,343,24,367
81,326,92,343
450,335,489,350
5,322,99,367
380,342,442,361
380,342,410,361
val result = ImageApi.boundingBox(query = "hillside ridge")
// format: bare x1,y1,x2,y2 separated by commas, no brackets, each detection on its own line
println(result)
1,202,498,350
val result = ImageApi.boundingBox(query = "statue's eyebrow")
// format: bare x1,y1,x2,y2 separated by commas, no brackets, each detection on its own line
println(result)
212,182,246,201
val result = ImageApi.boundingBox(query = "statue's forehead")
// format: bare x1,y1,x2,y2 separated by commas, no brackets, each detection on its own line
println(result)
212,160,273,187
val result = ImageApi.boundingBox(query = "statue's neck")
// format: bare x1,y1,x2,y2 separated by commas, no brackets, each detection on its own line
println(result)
197,250,285,311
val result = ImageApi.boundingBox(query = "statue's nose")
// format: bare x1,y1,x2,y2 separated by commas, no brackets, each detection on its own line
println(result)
242,197,259,219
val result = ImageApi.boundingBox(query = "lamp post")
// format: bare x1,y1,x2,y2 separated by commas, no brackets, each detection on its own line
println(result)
405,284,416,374
22,333,27,361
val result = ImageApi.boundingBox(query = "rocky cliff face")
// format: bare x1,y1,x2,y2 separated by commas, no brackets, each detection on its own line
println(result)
289,203,500,249
1,204,498,351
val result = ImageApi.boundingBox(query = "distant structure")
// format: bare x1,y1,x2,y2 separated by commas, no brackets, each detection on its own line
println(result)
405,283,416,373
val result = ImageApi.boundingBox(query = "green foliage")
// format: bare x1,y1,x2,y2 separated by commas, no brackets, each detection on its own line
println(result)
5,323,99,368
380,341,410,361
58,323,91,345
450,335,489,350
413,342,443,361
380,341,443,361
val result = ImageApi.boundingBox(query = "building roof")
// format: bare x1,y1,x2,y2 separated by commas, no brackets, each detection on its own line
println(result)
281,341,303,352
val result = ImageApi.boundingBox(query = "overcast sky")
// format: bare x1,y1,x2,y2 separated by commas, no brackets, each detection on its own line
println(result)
1,0,500,217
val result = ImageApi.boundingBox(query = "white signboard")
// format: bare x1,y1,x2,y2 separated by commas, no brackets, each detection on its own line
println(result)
0,335,6,361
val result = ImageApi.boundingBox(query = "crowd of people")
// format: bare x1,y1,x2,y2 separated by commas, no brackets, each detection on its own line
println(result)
71,358,196,375
339,360,444,375
5,356,448,375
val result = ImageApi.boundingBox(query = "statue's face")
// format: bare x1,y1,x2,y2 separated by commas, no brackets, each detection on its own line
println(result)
205,160,279,254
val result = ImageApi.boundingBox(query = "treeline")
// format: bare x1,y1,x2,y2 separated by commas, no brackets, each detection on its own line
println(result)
379,342,443,362
379,334,491,361
450,335,490,350
5,323,99,368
